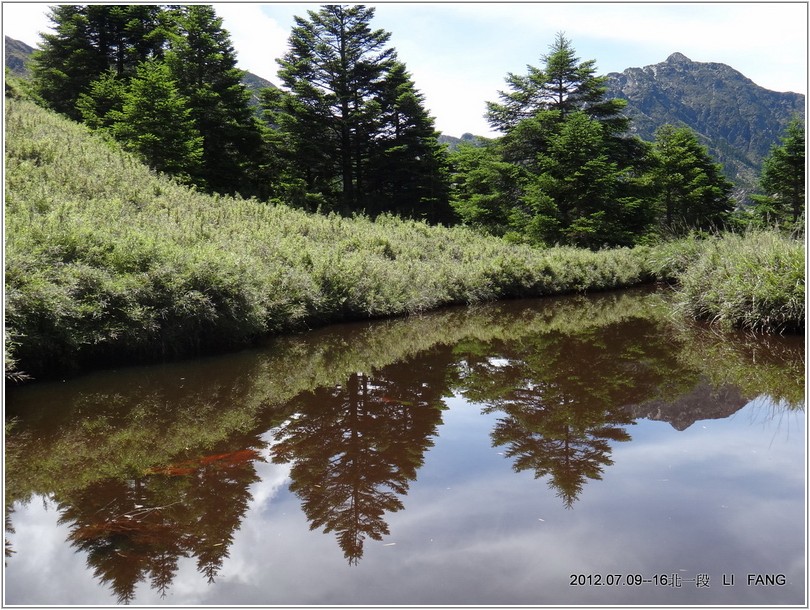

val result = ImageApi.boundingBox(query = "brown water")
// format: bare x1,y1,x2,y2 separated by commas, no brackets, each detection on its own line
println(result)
4,288,805,605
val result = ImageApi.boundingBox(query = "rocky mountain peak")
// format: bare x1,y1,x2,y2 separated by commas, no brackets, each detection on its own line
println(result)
665,51,692,64
605,54,804,202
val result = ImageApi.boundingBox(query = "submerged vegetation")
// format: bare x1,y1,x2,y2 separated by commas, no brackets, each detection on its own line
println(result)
4,93,804,380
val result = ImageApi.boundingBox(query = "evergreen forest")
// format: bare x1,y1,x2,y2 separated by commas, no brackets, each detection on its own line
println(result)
4,4,805,380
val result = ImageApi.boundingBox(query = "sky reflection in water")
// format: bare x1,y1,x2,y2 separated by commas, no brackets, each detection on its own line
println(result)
4,290,805,605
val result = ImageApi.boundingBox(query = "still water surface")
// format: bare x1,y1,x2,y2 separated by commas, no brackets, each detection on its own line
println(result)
4,288,805,605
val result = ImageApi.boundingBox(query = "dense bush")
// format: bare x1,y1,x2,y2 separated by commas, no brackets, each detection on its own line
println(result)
5,97,658,378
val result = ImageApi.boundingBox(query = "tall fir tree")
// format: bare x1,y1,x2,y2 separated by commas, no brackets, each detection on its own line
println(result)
31,5,170,120
486,32,627,136
272,4,395,212
31,5,106,120
365,62,452,222
260,85,335,210
76,68,127,130
83,5,170,76
449,142,526,237
453,34,652,247
164,5,265,196
650,124,733,233
267,4,450,219
112,59,203,184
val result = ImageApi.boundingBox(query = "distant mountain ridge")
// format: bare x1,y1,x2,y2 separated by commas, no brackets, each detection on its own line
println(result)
627,378,747,431
605,52,805,202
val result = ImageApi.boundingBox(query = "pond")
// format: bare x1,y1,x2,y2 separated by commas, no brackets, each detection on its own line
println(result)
4,287,805,606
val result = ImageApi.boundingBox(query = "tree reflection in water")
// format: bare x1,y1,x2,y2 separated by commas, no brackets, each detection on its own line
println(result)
456,320,693,507
57,447,263,603
488,401,634,508
5,289,804,602
272,347,451,564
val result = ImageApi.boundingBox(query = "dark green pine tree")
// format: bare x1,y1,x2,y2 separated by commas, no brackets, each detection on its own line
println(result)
83,4,170,76
164,5,266,196
454,33,652,247
76,68,127,130
753,117,805,227
523,111,654,248
259,85,333,210
650,124,734,233
31,5,105,120
267,4,450,219
526,112,620,246
486,32,628,135
448,142,526,237
112,59,203,184
365,62,453,222
31,5,169,120
271,4,396,213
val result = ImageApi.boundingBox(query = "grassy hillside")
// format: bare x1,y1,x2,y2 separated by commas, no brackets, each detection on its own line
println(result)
4,93,803,380
4,94,658,379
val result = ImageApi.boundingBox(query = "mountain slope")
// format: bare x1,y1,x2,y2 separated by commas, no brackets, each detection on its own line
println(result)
240,69,276,110
605,52,805,201
4,35,35,77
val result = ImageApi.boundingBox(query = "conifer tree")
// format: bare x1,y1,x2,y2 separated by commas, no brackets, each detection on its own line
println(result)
650,124,733,232
272,4,395,212
486,32,627,136
366,62,452,222
164,5,265,195
83,4,170,76
76,69,127,130
267,4,450,219
259,86,335,210
454,34,651,247
449,143,525,236
31,5,105,119
113,59,203,184
753,117,805,226
31,5,169,120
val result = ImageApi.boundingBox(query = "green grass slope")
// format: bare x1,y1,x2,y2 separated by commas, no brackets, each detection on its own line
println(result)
5,95,658,379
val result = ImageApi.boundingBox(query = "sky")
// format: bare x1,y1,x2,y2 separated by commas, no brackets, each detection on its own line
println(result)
2,2,807,137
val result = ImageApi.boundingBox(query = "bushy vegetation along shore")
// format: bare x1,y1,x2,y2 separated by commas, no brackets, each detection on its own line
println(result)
654,230,805,334
4,96,804,380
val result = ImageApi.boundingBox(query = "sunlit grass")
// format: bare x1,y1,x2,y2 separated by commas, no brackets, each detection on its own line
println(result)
5,96,656,378
648,231,805,333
